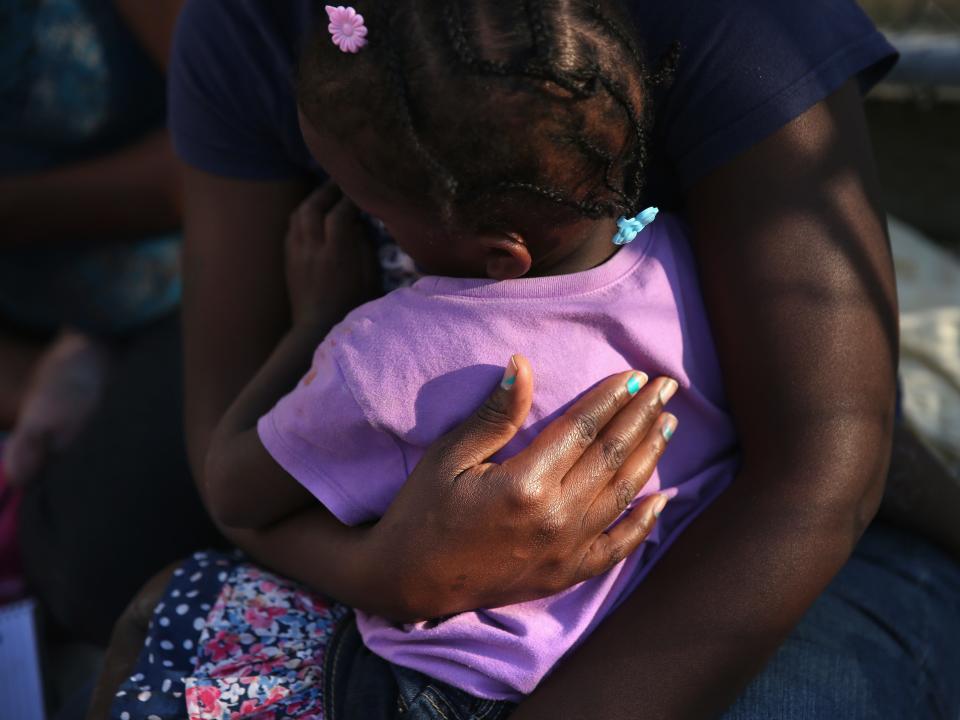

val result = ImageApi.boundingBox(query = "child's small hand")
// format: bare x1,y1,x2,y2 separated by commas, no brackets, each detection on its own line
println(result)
285,182,380,327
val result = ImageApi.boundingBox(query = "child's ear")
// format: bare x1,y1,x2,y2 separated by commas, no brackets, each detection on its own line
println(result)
483,233,533,280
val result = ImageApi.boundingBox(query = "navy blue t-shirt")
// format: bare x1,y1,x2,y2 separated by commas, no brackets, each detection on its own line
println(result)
169,0,896,210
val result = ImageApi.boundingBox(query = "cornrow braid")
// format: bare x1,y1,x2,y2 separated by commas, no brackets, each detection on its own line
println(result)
443,1,515,77
649,41,681,88
299,0,678,226
591,70,649,210
375,2,460,218
524,0,551,62
571,135,631,206
438,0,658,216
582,0,658,206
495,180,615,219
588,0,680,91
585,1,647,78
444,0,595,99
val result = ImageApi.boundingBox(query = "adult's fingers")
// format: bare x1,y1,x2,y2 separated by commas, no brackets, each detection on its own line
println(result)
424,355,534,473
576,492,669,582
562,377,677,503
502,370,648,487
584,412,678,533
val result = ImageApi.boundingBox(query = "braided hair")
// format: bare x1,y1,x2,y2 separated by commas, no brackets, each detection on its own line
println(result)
298,0,677,228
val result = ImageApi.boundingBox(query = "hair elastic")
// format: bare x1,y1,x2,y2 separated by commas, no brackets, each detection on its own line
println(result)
326,5,368,53
612,207,659,246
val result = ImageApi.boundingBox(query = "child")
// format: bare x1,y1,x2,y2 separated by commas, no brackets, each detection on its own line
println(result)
112,2,738,718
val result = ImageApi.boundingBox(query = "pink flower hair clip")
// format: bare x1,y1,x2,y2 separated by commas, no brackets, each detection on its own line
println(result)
326,5,368,54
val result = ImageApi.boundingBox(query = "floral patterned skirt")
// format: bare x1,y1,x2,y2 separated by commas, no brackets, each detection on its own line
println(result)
111,551,350,720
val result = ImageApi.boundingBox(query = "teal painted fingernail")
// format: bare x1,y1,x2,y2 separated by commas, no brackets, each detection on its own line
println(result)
659,379,678,405
661,415,678,441
627,372,647,396
500,356,519,390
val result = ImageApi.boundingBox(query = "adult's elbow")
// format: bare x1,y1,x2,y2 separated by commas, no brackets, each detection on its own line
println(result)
841,449,887,539
750,402,894,550
805,413,893,542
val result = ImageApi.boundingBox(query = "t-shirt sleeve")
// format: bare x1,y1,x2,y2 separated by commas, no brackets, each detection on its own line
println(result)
638,0,898,188
257,346,407,526
168,0,304,179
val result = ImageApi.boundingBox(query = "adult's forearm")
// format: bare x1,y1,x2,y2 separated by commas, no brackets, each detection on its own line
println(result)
515,433,889,719
1,129,181,246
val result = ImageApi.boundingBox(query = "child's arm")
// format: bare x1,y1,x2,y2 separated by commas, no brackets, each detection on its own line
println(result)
216,362,675,621
203,320,331,529
203,184,380,529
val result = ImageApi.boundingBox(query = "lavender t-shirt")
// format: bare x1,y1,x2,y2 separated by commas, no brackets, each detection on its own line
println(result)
258,214,739,701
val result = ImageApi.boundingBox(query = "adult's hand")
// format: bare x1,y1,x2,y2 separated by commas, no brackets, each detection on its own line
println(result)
359,357,677,620
91,353,674,706
227,357,676,622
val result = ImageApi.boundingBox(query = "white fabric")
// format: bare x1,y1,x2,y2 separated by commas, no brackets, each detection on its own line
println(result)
890,216,960,475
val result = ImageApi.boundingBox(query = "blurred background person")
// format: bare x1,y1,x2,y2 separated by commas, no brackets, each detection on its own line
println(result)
0,0,220,657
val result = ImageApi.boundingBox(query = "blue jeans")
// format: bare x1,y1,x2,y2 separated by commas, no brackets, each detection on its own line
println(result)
722,522,960,719
324,616,515,720
323,523,959,719
109,523,958,719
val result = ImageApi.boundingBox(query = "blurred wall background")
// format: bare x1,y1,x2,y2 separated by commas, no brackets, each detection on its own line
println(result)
860,0,960,253
860,1,960,475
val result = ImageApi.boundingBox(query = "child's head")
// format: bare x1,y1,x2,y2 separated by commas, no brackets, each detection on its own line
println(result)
298,0,667,279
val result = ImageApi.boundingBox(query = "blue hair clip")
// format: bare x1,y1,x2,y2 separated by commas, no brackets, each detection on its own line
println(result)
612,207,659,246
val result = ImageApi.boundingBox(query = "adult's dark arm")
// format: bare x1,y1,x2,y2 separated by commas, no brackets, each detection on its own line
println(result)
181,169,309,485
513,78,897,719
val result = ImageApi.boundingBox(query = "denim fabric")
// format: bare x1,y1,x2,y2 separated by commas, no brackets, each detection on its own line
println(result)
328,523,958,720
722,522,960,720
324,616,515,720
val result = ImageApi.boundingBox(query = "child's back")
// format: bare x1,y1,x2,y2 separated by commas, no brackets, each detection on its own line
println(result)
260,213,738,700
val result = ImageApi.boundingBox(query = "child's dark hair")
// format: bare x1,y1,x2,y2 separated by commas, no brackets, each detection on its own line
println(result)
299,1,677,228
